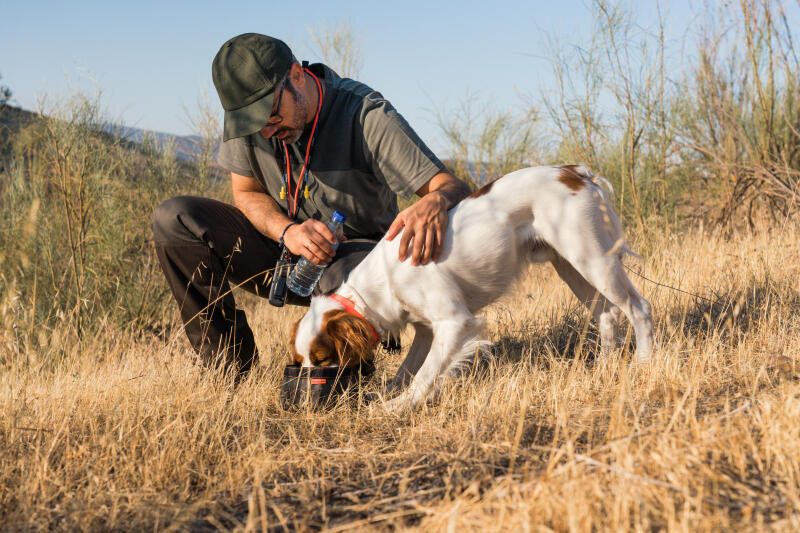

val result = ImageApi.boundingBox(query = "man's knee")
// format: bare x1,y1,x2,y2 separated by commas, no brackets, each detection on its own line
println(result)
152,196,204,245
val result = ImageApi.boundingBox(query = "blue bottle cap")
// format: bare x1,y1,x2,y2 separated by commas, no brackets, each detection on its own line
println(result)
332,211,347,223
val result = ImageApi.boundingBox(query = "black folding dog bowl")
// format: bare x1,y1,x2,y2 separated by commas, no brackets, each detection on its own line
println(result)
280,361,375,410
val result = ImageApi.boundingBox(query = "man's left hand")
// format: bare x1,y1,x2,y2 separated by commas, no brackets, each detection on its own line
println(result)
385,171,472,266
385,191,449,266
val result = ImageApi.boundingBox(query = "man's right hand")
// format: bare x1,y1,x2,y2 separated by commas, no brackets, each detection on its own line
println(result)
230,173,342,265
282,219,340,265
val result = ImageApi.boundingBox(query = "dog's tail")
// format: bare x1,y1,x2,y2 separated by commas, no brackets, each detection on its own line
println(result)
592,175,615,199
603,204,643,261
562,165,620,204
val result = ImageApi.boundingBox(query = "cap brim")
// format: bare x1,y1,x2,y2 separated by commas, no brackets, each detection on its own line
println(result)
222,91,275,141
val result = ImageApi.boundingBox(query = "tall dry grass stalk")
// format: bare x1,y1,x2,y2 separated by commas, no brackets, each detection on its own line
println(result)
673,0,800,225
37,92,116,342
184,90,223,197
543,0,670,231
308,22,363,79
2,217,799,530
436,94,543,188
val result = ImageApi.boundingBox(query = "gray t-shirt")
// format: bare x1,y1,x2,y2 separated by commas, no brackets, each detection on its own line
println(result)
217,63,445,240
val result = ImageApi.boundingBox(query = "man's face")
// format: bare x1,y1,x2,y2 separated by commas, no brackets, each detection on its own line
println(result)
260,80,307,144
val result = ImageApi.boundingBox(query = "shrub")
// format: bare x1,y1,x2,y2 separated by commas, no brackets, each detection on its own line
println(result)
0,92,224,364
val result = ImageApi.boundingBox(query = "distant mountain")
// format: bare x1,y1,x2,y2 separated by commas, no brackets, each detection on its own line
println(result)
0,104,37,148
111,125,219,162
0,104,218,162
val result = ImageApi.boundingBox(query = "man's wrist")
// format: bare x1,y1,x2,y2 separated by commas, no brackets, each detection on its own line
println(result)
430,188,459,210
279,222,297,248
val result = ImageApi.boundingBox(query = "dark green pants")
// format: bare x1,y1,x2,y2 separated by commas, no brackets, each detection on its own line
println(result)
152,196,376,375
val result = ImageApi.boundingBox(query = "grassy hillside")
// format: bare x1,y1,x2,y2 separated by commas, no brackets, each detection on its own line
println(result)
0,96,227,352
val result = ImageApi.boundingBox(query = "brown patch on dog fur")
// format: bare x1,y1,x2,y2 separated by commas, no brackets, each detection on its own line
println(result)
308,310,375,367
557,166,588,192
469,179,497,199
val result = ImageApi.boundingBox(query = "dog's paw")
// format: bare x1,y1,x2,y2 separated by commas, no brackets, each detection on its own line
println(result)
632,348,654,364
363,395,407,416
382,397,411,414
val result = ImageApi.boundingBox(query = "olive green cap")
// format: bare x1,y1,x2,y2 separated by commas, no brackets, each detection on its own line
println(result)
212,33,294,140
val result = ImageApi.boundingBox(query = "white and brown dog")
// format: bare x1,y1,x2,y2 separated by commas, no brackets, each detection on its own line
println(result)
291,166,654,409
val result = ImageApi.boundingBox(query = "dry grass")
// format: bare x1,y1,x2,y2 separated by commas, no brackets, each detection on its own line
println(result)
3,6,799,530
2,217,800,531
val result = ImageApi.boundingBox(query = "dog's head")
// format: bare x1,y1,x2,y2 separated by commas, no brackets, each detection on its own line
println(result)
291,299,376,368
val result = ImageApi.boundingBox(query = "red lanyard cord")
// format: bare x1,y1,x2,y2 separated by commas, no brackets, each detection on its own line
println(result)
282,68,323,219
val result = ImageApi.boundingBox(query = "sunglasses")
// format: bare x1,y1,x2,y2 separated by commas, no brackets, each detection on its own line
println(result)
266,83,286,127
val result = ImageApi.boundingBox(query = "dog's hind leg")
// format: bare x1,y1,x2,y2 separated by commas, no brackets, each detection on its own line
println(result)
550,252,623,356
614,260,655,362
548,234,653,362
574,255,654,363
541,189,653,362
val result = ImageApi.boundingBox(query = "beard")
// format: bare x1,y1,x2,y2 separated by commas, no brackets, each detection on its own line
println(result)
274,83,308,144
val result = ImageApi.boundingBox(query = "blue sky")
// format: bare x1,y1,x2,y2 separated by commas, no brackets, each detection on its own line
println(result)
2,1,711,154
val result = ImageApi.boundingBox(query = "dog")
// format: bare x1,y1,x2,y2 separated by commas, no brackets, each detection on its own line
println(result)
291,165,654,409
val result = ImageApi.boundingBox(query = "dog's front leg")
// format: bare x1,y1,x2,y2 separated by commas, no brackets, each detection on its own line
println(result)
387,323,433,393
384,316,480,412
383,342,445,412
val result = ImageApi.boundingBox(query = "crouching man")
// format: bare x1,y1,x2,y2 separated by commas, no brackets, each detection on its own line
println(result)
152,33,470,376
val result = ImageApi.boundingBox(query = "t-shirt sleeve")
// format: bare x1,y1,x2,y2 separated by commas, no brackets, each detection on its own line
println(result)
217,136,256,177
360,93,446,199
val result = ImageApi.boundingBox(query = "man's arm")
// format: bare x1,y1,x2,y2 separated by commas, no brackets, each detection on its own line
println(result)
385,171,472,266
231,172,338,265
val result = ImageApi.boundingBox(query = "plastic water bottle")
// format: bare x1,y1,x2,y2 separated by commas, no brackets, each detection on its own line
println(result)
287,211,347,297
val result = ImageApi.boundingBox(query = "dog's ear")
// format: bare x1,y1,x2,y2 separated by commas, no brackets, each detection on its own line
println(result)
290,318,302,365
323,311,375,368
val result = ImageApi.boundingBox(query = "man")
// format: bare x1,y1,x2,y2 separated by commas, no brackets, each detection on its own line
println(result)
152,33,470,376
